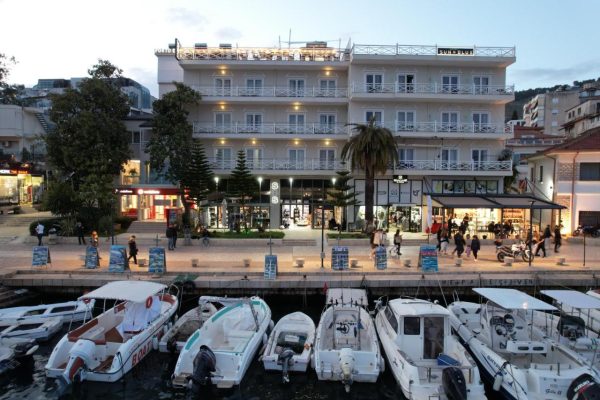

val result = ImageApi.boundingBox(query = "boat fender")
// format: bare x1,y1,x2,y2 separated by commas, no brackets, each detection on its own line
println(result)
152,336,159,351
442,366,467,400
379,355,385,373
567,373,600,400
269,319,274,333
145,297,153,309
493,373,503,391
278,347,295,384
190,345,216,394
262,333,268,346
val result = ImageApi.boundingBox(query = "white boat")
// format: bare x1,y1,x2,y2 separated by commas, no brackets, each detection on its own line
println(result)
375,297,486,400
311,288,383,392
262,311,315,383
448,288,600,400
45,281,178,386
531,290,600,371
0,336,39,375
0,316,63,341
158,297,219,353
0,299,95,324
172,296,272,391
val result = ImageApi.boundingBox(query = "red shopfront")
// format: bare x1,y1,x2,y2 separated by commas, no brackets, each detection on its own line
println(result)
115,187,185,221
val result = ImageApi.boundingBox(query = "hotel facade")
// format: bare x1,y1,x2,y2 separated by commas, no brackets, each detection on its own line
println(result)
128,40,516,231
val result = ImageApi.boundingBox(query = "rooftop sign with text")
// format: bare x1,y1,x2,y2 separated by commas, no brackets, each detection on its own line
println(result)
437,47,474,56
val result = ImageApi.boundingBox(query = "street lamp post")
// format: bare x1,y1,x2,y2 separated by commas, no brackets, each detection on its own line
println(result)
529,200,535,267
289,177,293,225
214,177,219,228
257,177,263,230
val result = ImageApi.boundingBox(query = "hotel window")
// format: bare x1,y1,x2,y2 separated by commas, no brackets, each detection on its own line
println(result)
288,114,306,133
366,73,383,93
398,148,415,169
366,110,383,125
552,97,559,104
215,148,232,169
397,73,415,93
441,112,459,132
319,149,335,170
397,111,415,131
214,78,231,96
131,131,141,144
245,78,263,96
245,148,263,169
441,149,458,169
471,149,488,170
580,163,600,181
289,79,305,97
318,79,336,96
472,112,490,132
215,113,232,133
318,114,336,134
245,113,262,133
473,76,490,94
288,149,305,170
442,75,459,93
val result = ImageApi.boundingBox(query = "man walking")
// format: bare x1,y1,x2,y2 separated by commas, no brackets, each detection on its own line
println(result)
166,224,174,250
35,222,44,246
554,225,562,253
76,221,86,245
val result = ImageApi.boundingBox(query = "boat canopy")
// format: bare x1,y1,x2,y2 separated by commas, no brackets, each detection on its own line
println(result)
541,290,600,309
474,288,557,311
326,288,368,306
80,281,167,303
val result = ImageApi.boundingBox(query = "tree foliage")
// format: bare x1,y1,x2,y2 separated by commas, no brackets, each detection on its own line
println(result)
185,140,214,206
145,82,202,225
228,150,256,230
341,119,398,230
42,180,81,216
327,169,359,229
44,59,131,214
0,53,21,105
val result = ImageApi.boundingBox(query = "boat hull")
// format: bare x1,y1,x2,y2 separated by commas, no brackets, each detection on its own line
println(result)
262,312,314,374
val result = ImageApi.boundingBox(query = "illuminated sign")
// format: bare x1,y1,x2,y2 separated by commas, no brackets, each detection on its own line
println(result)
142,189,161,195
116,189,134,194
437,47,474,56
393,175,408,184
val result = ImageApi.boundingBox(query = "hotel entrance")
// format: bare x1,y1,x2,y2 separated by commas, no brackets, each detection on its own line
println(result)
280,178,334,229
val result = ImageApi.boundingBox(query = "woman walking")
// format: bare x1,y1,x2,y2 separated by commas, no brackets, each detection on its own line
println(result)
128,235,138,265
453,231,466,258
554,225,562,253
91,231,100,265
393,229,402,256
471,235,481,261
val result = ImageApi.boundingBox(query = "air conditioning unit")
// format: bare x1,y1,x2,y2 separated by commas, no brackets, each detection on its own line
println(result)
2,141,10,147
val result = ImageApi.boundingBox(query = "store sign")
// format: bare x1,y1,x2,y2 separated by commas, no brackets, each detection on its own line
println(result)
437,47,474,56
116,189,134,194
0,169,17,175
393,175,408,184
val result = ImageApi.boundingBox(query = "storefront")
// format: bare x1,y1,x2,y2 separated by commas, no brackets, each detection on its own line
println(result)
0,165,44,211
115,187,184,221
279,178,334,229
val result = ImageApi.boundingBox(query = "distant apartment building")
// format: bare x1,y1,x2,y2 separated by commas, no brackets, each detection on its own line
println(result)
522,89,579,135
130,39,517,230
563,82,600,138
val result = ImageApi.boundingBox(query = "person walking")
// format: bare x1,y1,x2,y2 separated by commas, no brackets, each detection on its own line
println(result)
534,231,546,258
393,229,403,256
440,230,450,255
554,225,562,253
35,222,44,246
471,235,481,261
127,235,138,265
172,223,179,249
453,231,465,258
91,231,100,265
370,228,383,259
166,224,174,250
75,221,86,245
465,234,472,257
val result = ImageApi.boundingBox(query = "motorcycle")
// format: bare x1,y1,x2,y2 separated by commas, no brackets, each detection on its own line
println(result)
572,225,600,238
496,240,533,263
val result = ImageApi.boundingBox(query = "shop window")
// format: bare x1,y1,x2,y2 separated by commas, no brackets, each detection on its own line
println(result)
580,163,600,181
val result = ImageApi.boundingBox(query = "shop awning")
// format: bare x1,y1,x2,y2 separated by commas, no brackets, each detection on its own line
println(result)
426,194,566,210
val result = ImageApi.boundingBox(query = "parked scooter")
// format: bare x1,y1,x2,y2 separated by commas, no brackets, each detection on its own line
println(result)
572,225,600,238
496,240,534,262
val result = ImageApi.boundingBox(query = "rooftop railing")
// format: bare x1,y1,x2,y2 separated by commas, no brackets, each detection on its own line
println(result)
352,82,514,96
166,46,348,62
396,160,513,172
192,85,348,98
352,44,515,58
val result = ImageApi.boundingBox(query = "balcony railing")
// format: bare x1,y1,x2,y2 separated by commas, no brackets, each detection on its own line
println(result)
352,44,515,58
393,122,513,135
193,122,348,135
352,82,514,96
505,138,565,146
192,86,348,98
208,158,346,171
396,160,512,172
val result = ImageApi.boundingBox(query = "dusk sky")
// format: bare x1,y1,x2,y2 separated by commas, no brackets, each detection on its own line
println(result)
2,0,599,97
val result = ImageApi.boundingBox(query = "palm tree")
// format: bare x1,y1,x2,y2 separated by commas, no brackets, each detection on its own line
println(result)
341,118,398,231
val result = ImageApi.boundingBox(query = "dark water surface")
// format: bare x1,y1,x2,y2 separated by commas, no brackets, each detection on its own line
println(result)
0,293,499,400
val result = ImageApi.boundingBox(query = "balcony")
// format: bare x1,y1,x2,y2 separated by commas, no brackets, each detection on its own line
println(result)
192,86,348,99
395,160,513,174
193,122,349,136
352,44,515,58
168,46,348,62
391,121,513,138
208,158,346,172
506,138,565,147
351,82,514,102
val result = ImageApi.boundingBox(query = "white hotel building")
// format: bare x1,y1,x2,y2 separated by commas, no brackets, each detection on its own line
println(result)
146,40,515,231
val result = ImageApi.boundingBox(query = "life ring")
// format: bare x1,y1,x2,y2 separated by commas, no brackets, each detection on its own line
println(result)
145,296,153,309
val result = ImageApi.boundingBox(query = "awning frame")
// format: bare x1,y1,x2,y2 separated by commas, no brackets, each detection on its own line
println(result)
425,193,566,210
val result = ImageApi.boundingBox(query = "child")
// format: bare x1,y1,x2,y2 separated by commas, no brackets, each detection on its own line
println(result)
440,230,449,255
465,234,472,257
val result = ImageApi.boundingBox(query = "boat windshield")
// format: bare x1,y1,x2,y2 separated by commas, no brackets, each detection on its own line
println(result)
423,316,444,359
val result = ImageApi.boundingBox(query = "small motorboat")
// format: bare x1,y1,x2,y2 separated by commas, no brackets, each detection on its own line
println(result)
172,296,272,392
312,288,383,392
375,297,486,399
448,288,600,400
0,316,63,341
262,311,315,383
159,297,219,353
0,337,39,375
0,299,95,324
45,281,178,386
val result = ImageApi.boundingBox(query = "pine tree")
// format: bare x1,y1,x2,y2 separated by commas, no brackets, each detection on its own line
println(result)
183,140,214,208
228,150,255,231
327,169,360,230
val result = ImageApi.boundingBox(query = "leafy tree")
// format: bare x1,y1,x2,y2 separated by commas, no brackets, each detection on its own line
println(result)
146,82,201,225
327,169,359,230
498,149,519,193
342,118,398,232
228,150,255,231
42,180,81,216
45,59,131,216
510,109,519,121
0,53,21,105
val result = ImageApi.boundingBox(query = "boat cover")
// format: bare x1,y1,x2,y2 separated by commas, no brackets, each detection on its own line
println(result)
80,281,166,303
118,295,161,334
474,288,556,311
541,290,600,309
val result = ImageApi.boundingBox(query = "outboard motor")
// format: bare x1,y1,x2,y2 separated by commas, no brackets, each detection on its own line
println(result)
567,374,600,400
277,347,295,384
442,367,467,400
338,347,355,393
190,345,216,395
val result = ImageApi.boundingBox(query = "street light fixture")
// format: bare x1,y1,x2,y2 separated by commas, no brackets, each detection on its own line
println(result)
214,177,220,228
289,177,293,225
257,177,263,229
